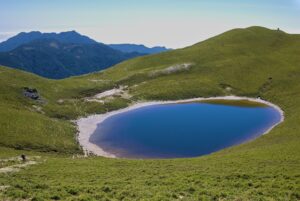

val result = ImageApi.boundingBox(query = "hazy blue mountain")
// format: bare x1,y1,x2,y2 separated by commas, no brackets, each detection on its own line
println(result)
0,39,144,79
108,44,171,54
0,31,97,52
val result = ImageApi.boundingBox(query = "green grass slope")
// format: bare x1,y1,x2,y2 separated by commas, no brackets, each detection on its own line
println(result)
0,66,129,152
0,26,299,200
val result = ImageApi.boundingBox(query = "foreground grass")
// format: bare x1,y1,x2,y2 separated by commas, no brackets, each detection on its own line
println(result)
1,142,299,200
0,26,299,200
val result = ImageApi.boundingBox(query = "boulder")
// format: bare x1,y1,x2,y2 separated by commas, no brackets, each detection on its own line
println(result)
23,87,40,100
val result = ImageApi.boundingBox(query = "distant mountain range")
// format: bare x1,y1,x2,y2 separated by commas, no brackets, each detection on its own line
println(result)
0,31,98,52
0,38,142,79
0,31,170,79
108,44,171,54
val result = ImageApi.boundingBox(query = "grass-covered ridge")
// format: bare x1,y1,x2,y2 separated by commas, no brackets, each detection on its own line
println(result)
0,26,299,200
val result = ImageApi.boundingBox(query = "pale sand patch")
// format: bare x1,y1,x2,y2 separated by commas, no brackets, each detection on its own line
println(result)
84,89,121,103
0,161,37,174
94,88,123,99
88,79,110,83
0,185,9,191
76,96,284,158
85,86,131,103
148,63,193,77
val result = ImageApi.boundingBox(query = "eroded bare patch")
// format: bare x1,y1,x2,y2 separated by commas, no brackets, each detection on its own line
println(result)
148,63,193,77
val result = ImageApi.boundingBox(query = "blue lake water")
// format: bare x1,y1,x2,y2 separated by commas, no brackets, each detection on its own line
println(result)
90,102,281,159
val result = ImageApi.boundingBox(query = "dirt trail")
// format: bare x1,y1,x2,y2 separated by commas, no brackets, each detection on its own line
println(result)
0,156,40,174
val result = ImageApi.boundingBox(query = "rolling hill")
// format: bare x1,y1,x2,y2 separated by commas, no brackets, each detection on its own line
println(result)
0,26,299,200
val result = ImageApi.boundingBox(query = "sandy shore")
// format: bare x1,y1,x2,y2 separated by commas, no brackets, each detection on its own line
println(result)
76,96,284,158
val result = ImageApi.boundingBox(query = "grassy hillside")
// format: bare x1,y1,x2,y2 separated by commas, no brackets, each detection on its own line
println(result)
0,67,130,152
0,26,299,200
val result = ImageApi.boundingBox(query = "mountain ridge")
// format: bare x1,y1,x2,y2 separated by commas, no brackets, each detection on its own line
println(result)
0,30,98,52
0,31,171,55
0,31,169,79
108,43,171,54
0,38,144,79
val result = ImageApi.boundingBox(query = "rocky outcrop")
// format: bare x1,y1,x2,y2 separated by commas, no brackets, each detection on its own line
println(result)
23,87,40,100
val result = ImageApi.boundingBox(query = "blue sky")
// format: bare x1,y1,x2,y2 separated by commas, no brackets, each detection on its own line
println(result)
0,0,299,48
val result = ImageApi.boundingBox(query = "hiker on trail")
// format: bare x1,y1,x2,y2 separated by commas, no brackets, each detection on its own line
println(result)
21,154,26,162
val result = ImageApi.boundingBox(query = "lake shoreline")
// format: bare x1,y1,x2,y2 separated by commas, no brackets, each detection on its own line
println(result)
76,96,284,158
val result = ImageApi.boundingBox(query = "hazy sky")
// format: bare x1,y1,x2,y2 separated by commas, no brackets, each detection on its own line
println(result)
0,0,299,48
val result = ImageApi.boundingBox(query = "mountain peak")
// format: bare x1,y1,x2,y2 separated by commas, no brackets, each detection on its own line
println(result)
60,30,80,35
0,36,144,79
0,30,97,52
19,31,42,35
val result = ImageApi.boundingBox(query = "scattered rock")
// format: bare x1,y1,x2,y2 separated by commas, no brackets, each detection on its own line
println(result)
0,185,9,191
23,87,40,100
225,87,232,92
57,99,64,104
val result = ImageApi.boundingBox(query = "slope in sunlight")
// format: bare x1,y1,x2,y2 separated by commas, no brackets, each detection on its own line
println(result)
0,26,299,200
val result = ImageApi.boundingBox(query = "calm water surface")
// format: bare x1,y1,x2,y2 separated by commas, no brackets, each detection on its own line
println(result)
90,102,281,158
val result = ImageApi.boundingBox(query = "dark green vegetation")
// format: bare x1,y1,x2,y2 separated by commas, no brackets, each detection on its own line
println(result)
0,27,299,200
201,99,269,107
0,31,144,79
